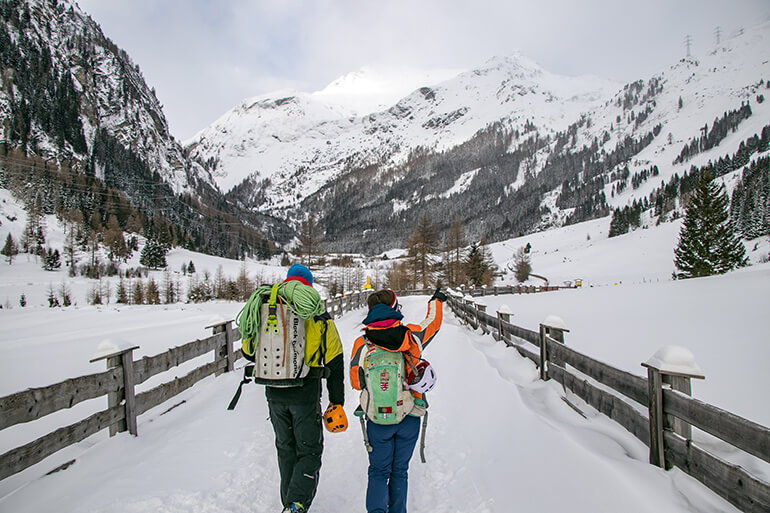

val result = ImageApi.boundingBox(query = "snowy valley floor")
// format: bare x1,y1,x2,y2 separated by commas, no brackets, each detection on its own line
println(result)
2,276,769,512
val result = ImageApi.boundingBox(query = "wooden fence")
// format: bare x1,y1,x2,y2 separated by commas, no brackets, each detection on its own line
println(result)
446,290,770,513
0,290,369,482
4,286,767,512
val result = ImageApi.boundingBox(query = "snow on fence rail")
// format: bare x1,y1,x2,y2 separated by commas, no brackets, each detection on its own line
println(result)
0,291,369,483
445,289,770,513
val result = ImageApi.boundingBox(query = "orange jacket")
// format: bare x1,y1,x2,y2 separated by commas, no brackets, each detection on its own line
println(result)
350,298,443,391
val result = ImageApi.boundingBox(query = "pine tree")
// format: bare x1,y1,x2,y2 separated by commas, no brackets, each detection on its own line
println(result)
132,279,145,305
59,281,72,307
2,233,19,264
116,277,128,304
47,284,60,307
145,278,160,304
140,239,167,269
464,238,496,287
42,247,61,271
674,170,748,279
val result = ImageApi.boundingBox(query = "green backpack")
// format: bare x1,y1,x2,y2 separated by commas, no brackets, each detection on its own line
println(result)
358,342,425,425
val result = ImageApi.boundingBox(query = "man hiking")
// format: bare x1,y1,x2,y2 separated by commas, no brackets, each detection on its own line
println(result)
237,264,347,513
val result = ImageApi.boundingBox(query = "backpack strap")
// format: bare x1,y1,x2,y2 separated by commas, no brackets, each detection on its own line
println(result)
419,410,429,463
306,312,331,373
226,364,254,410
316,311,331,365
264,284,281,335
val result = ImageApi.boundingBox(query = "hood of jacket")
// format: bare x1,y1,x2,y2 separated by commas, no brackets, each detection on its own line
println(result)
364,323,411,352
362,303,403,325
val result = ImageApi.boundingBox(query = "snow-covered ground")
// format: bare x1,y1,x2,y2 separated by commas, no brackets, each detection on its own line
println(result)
1,201,769,512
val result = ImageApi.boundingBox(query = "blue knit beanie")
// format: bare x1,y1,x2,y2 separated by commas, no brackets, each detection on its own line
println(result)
286,264,313,285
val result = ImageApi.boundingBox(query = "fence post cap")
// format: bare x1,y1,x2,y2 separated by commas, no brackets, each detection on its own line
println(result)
642,346,705,379
90,338,140,363
540,315,569,331
474,298,487,306
497,304,512,314
463,294,474,302
204,315,228,329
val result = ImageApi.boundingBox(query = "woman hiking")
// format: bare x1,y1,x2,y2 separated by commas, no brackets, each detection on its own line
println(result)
349,288,446,513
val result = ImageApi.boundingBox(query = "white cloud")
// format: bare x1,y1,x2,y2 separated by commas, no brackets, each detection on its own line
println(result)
77,0,770,140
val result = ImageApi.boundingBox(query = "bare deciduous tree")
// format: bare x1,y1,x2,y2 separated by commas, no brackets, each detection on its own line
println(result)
407,213,439,289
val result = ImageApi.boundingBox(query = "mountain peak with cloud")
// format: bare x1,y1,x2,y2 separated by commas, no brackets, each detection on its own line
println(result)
312,66,463,114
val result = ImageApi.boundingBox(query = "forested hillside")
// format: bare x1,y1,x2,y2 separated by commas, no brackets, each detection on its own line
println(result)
0,0,287,259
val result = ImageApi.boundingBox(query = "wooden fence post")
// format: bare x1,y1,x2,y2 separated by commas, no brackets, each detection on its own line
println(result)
475,299,489,334
463,295,475,327
206,320,234,375
642,346,705,470
496,304,512,342
538,324,548,380
475,299,486,325
541,315,569,370
90,345,140,437
645,365,666,468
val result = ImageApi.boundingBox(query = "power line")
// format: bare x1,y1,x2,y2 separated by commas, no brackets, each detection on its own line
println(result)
0,155,274,253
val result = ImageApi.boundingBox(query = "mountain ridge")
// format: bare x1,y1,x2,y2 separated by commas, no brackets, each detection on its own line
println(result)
186,20,769,252
186,51,621,210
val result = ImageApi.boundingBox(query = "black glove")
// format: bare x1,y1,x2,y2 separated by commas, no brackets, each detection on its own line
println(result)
430,288,447,302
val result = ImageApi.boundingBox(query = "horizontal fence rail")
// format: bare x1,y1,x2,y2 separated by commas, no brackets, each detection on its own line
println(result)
444,288,770,513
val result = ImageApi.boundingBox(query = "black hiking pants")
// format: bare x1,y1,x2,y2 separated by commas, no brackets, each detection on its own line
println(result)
267,398,324,508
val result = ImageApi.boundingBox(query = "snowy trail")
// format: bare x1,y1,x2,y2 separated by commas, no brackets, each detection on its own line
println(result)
0,296,737,513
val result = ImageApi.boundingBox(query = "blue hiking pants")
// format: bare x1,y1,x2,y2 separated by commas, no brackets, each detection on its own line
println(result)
365,415,421,513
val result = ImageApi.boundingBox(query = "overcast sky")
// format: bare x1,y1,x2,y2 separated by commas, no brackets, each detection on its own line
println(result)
77,0,770,142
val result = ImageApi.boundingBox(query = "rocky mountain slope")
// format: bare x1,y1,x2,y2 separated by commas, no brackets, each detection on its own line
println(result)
188,22,769,253
187,53,619,213
0,0,287,257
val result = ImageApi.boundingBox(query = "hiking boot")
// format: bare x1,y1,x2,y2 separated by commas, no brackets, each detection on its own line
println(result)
282,502,306,513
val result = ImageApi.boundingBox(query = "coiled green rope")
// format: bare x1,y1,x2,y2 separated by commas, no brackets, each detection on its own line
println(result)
235,281,325,345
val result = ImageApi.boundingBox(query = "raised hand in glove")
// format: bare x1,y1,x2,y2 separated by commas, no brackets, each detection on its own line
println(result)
323,403,348,433
430,287,447,302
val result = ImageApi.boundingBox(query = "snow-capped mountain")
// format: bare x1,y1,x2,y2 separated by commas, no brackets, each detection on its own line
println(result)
0,0,214,194
3,0,767,256
186,53,620,209
186,21,769,253
0,0,286,257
